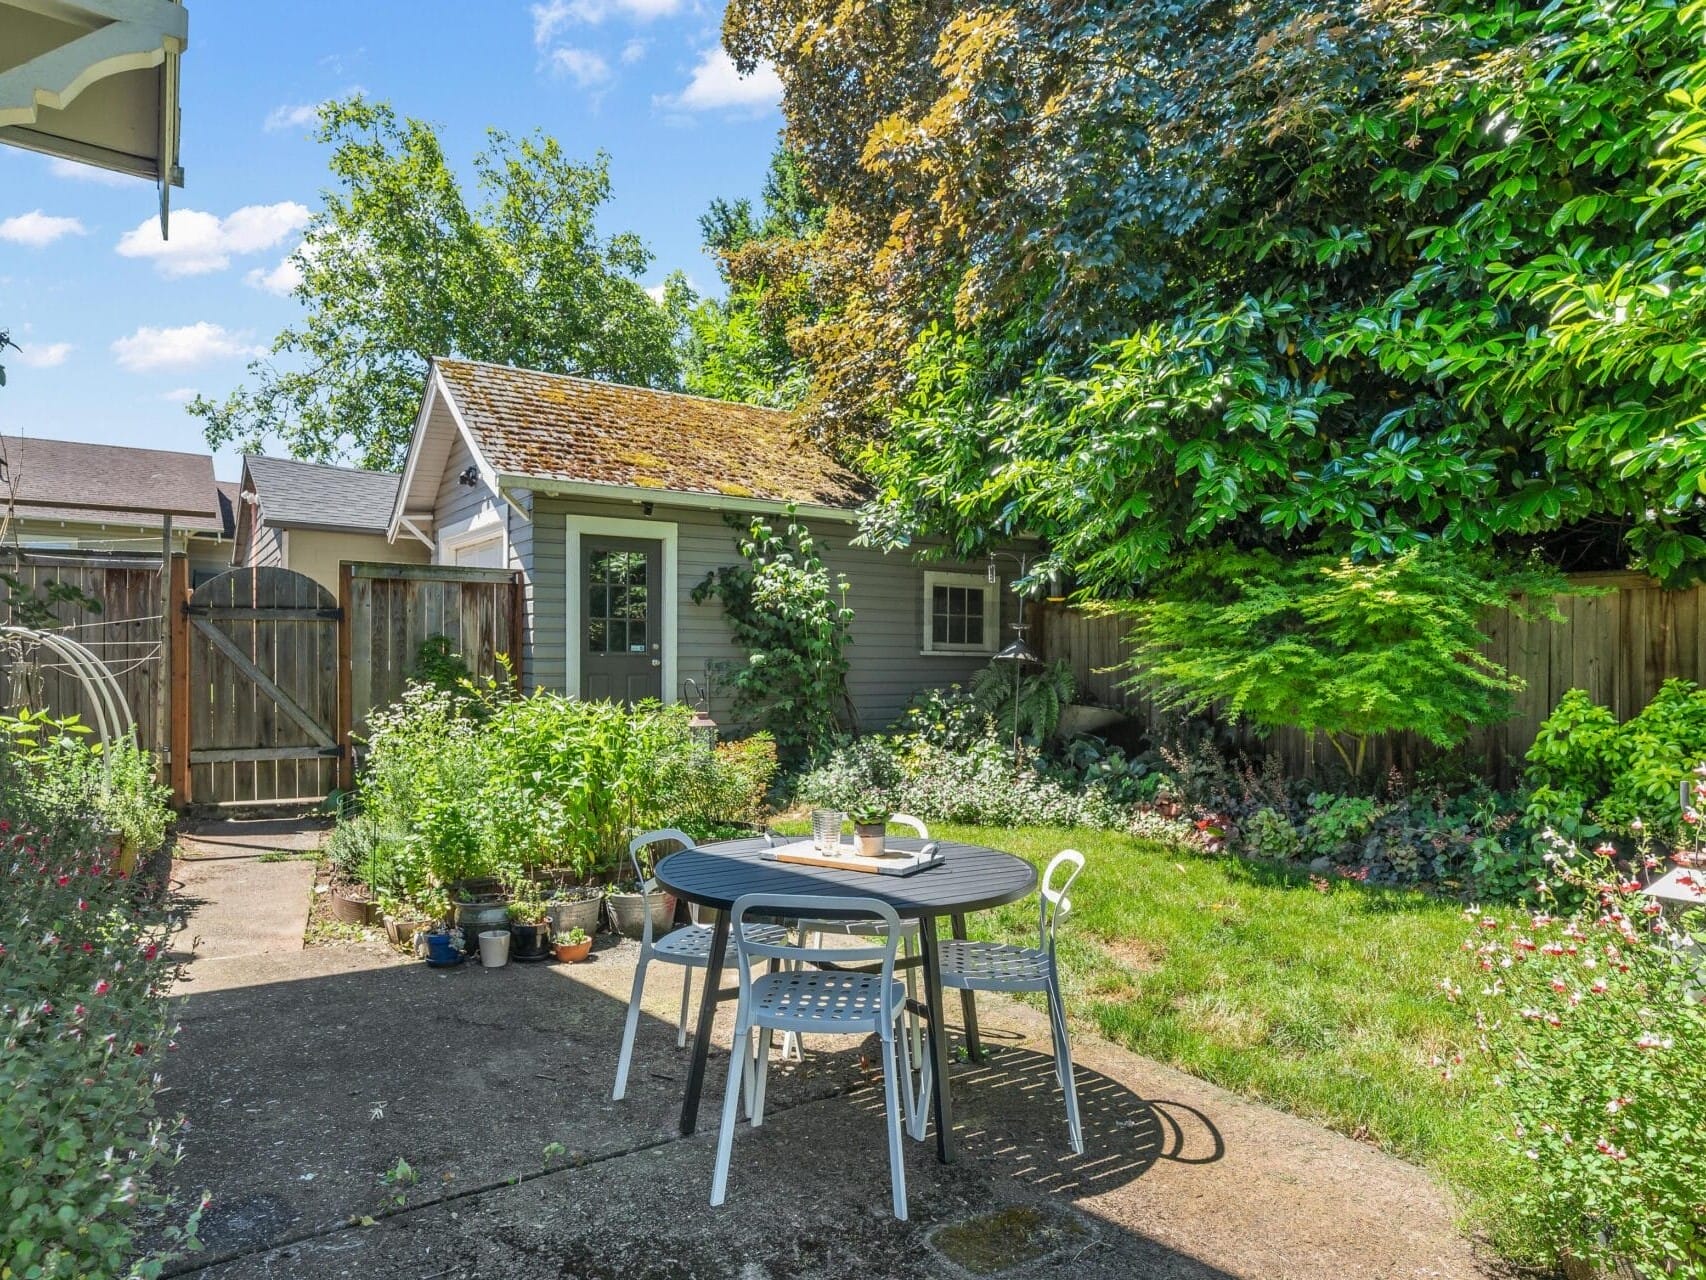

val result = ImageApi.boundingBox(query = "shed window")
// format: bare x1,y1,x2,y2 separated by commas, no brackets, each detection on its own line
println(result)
923,572,998,655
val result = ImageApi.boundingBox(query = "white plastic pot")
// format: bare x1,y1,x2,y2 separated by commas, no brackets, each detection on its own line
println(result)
478,929,511,968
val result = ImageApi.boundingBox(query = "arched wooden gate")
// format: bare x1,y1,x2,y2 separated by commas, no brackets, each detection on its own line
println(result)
179,567,342,807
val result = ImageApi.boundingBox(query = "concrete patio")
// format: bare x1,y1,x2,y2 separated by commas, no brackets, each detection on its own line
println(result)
158,841,1495,1280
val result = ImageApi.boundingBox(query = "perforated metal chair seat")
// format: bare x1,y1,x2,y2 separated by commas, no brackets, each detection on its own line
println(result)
652,921,792,967
749,969,905,1032
937,940,1052,992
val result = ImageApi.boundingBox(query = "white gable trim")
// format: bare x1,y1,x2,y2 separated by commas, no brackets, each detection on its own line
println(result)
564,513,678,706
388,363,503,542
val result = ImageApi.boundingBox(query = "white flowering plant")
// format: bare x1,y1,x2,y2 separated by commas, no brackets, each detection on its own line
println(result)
1453,831,1706,1277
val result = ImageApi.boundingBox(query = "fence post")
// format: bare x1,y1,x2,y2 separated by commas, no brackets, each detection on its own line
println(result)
168,553,190,809
337,562,354,795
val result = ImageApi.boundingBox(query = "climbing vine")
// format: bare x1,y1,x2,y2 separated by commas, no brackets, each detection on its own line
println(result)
692,507,854,761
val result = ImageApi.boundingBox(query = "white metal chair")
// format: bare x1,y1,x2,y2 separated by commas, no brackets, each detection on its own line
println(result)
934,849,1087,1154
792,815,929,1065
711,892,919,1220
611,829,790,1102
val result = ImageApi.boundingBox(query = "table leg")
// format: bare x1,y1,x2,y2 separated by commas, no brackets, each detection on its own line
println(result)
950,912,982,1062
680,908,732,1137
918,914,955,1163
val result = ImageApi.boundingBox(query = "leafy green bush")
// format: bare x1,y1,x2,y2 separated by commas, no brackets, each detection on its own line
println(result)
0,747,202,1278
1,713,171,856
692,507,854,761
1115,548,1568,778
798,734,1123,830
1242,807,1302,861
1302,793,1382,860
348,686,776,906
1455,842,1706,1277
967,659,1074,747
1525,680,1706,844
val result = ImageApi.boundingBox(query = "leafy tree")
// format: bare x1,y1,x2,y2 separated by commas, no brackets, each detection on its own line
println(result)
1115,548,1568,779
0,328,16,388
192,97,684,470
733,0,1706,585
680,147,825,410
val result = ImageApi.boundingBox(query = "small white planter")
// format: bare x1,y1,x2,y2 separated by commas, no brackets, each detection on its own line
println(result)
478,930,511,968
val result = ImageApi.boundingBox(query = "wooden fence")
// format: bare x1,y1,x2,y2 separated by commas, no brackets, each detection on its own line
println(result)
339,561,523,790
0,549,166,755
0,551,521,807
1039,571,1706,783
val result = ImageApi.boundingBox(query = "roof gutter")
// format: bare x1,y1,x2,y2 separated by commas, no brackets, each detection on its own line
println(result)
497,475,863,524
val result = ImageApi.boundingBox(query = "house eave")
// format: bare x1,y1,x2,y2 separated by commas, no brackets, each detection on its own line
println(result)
496,475,862,523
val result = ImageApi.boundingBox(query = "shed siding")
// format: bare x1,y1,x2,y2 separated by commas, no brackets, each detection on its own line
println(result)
249,523,284,569
527,494,1019,727
288,529,427,595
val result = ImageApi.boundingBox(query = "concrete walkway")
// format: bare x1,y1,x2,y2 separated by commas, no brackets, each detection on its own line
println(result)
160,824,1496,1280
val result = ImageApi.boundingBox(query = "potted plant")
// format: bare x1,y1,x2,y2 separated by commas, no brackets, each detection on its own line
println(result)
381,895,438,949
850,804,888,857
449,877,511,955
546,883,603,937
552,926,592,963
605,877,674,940
506,884,552,963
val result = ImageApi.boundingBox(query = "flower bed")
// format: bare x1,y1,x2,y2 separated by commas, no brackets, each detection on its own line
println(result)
0,735,199,1278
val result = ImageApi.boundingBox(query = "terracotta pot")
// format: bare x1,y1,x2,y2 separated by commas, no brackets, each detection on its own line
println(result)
553,937,593,963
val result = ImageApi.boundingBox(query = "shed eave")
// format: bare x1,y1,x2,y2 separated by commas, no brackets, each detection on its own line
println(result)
495,474,862,523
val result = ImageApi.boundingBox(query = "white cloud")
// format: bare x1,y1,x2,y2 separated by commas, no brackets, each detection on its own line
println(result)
114,202,310,277
620,38,648,65
15,342,73,368
0,210,87,247
245,253,303,296
112,323,264,372
264,102,320,132
46,157,142,187
532,0,678,42
161,386,199,403
657,49,782,115
547,46,611,86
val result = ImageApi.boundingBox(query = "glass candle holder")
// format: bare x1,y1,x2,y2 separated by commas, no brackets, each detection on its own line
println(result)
811,808,845,854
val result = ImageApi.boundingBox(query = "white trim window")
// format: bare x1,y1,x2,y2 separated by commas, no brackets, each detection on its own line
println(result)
922,571,998,655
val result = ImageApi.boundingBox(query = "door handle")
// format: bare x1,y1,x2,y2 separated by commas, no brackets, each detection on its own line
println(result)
650,658,661,668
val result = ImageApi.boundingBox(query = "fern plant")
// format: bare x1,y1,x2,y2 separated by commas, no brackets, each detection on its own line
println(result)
968,659,1075,746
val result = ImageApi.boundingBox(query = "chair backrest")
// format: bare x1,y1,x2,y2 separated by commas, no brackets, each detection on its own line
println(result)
627,829,695,946
888,814,928,838
730,893,905,1017
1038,849,1086,952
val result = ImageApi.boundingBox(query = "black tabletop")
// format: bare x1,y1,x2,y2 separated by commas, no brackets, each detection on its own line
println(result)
654,836,1038,919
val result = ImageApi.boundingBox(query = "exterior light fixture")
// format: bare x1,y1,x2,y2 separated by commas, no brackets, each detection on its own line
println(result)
457,465,479,487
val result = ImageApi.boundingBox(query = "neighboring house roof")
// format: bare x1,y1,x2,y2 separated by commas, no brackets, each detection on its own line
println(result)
0,434,222,532
431,357,866,509
242,455,403,535
214,481,239,540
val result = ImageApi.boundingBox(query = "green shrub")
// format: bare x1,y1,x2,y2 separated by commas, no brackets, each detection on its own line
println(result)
1457,841,1706,1276
0,746,202,1278
967,659,1074,747
1242,807,1302,861
1116,548,1568,778
1525,679,1706,843
1302,793,1382,860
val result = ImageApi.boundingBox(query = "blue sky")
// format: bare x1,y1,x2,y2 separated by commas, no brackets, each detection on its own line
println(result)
0,0,782,480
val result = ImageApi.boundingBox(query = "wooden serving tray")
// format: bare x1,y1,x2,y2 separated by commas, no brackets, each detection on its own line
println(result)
763,840,944,876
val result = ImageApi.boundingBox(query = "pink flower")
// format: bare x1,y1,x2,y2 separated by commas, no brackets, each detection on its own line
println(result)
1631,818,1645,833
1595,1139,1628,1160
1606,1097,1631,1114
1635,1033,1672,1050
1595,842,1617,858
93,980,109,996
1590,978,1609,994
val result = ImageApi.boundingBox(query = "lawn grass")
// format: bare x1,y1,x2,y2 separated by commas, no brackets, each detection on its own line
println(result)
914,826,1511,1198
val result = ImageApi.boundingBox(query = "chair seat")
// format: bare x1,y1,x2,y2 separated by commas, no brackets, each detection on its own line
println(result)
653,922,791,966
938,939,1051,991
749,970,905,1032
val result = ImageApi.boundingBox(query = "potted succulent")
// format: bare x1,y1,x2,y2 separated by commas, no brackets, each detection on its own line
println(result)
850,804,889,858
506,884,553,963
553,926,592,963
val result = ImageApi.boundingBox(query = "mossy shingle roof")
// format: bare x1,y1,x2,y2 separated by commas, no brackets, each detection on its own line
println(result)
434,358,866,509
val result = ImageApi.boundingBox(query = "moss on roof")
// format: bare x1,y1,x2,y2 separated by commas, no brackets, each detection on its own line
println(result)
433,358,867,509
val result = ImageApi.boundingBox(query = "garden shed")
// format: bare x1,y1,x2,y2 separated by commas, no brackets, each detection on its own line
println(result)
387,357,1026,727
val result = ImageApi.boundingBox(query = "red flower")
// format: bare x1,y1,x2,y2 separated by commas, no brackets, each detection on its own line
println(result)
55,874,69,887
131,1043,146,1056
93,980,109,996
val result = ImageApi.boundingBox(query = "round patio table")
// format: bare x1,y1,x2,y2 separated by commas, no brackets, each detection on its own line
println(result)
654,835,1038,1164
